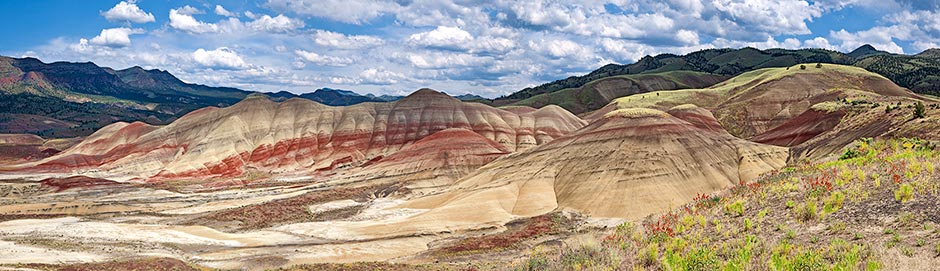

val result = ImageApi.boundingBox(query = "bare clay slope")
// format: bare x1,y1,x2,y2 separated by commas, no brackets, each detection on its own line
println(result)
8,89,586,181
599,64,916,138
333,105,787,239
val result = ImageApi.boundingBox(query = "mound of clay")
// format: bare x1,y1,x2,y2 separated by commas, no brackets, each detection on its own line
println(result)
605,64,918,140
341,106,787,238
13,89,586,181
349,128,511,189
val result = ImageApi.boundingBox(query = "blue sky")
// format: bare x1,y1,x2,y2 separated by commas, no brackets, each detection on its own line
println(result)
1,0,939,97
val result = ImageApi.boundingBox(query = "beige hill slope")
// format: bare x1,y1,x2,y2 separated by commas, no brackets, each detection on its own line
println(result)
7,89,586,181
316,105,788,239
591,64,917,139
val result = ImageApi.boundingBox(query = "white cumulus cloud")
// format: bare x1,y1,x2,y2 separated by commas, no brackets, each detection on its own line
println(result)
408,26,515,53
215,5,237,17
192,48,249,69
247,14,305,32
359,67,405,85
101,1,155,23
408,26,474,49
89,27,144,48
176,5,203,15
169,8,220,33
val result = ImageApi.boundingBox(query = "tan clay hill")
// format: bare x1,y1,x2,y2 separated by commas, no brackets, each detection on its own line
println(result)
313,104,789,241
585,64,938,157
4,89,586,181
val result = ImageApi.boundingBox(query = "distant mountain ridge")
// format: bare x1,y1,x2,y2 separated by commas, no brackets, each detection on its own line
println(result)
299,88,492,106
299,88,386,106
1,56,271,137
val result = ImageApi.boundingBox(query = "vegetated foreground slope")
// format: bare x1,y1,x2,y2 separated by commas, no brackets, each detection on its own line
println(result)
5,89,585,182
505,71,728,115
516,138,940,271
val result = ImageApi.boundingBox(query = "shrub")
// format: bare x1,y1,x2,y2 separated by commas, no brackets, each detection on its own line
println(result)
800,64,807,70
520,254,550,271
559,244,612,269
725,200,745,217
914,101,926,119
794,199,818,222
898,211,915,225
771,243,825,271
816,63,823,68
895,183,914,203
840,147,860,160
641,242,659,267
679,247,719,271
823,191,845,214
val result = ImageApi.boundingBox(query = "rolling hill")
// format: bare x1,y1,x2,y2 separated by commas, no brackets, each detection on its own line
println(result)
6,89,585,182
497,45,940,112
506,71,727,114
599,64,917,134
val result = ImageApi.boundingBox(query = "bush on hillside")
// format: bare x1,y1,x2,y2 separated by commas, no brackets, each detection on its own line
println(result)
914,101,926,119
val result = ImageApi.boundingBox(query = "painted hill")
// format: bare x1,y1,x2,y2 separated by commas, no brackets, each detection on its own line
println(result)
601,64,916,137
596,63,939,162
332,104,786,239
342,128,513,191
8,89,585,181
